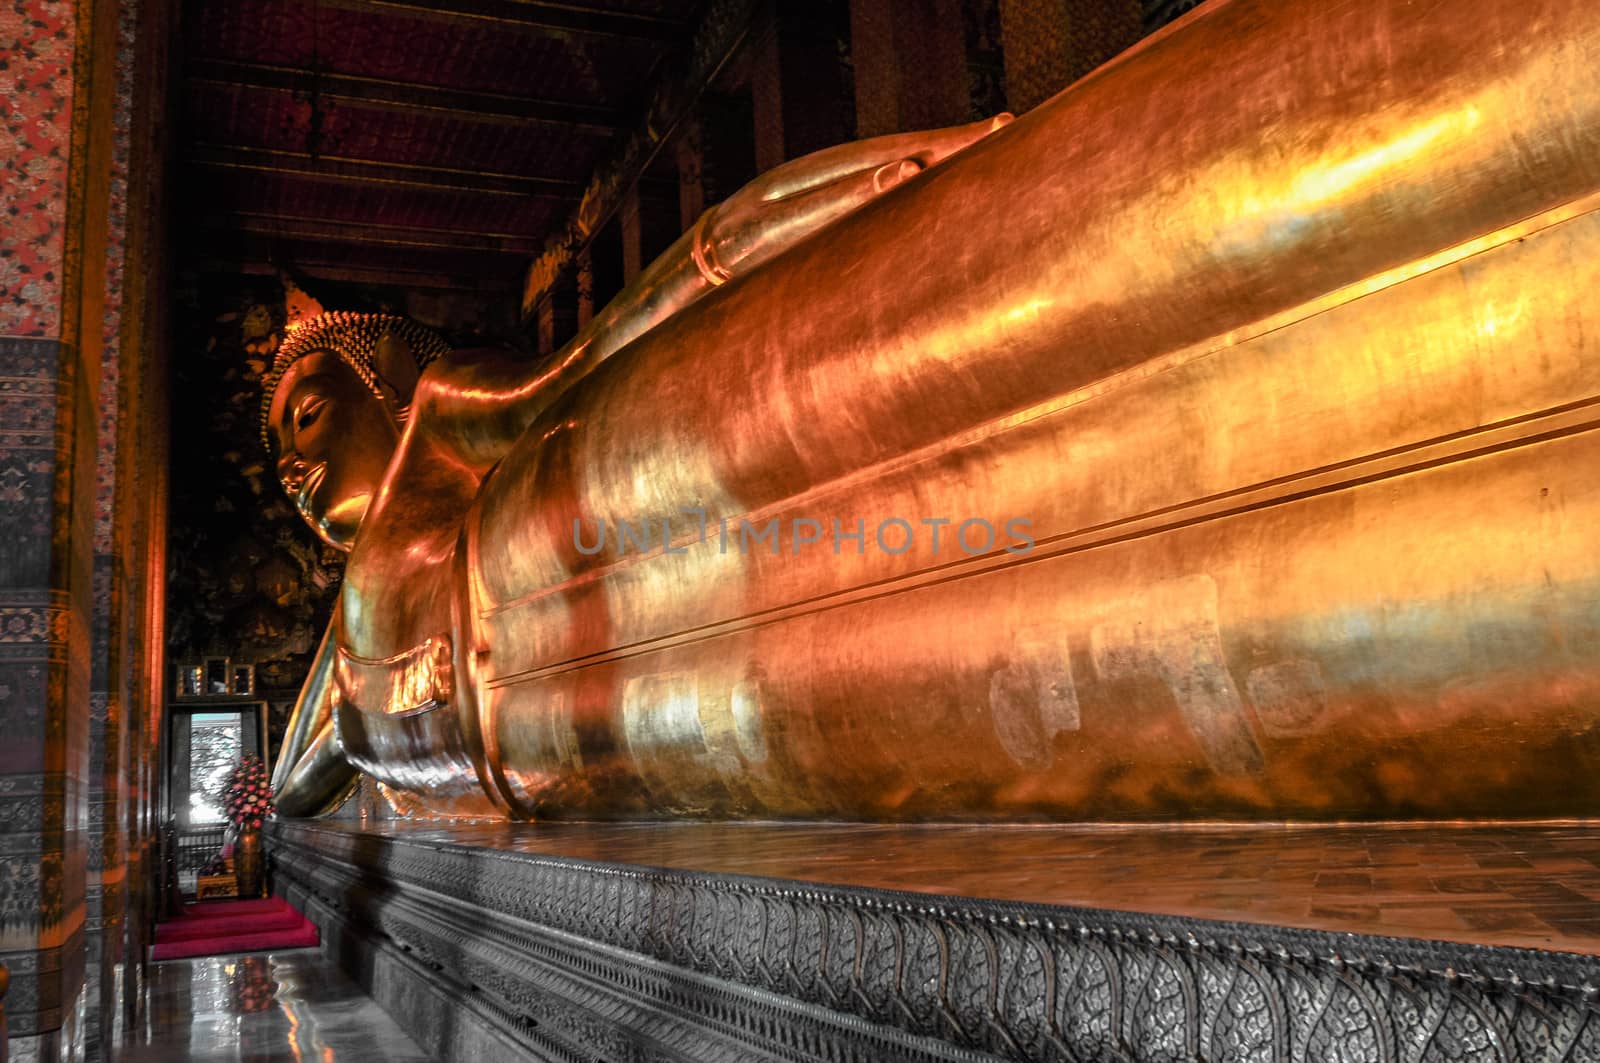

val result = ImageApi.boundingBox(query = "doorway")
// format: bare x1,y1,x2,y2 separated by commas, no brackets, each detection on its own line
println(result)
163,700,267,895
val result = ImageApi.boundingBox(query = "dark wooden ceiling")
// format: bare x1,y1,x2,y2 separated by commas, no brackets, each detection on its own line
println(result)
177,0,707,294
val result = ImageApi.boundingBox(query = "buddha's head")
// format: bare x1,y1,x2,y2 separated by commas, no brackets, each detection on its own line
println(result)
260,312,450,550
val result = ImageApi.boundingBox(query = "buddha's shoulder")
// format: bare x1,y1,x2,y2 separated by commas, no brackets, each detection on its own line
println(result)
337,547,455,655
414,345,534,398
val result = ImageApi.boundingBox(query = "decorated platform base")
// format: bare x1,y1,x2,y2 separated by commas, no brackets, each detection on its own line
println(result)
267,819,1600,1063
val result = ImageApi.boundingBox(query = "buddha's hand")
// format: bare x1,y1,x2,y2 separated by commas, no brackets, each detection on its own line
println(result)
690,113,1014,284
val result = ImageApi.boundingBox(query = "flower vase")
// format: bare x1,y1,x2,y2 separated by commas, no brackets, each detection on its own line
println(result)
235,827,263,899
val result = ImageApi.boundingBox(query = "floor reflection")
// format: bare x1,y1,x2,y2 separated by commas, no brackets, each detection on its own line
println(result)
119,950,433,1062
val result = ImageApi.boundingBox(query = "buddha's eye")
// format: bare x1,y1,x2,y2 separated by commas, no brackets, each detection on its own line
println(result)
296,399,327,432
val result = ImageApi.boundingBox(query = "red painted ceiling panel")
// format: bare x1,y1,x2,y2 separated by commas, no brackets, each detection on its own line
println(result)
178,0,701,288
184,84,605,179
185,0,673,104
191,169,564,237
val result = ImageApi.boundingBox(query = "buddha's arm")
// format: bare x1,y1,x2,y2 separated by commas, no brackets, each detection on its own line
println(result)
272,605,358,816
411,116,1010,471
274,718,357,818
271,606,342,792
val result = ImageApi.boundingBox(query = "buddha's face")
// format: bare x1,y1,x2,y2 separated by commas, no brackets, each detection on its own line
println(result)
269,351,400,551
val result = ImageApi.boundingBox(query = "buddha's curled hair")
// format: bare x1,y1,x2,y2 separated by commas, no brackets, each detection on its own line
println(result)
259,311,452,452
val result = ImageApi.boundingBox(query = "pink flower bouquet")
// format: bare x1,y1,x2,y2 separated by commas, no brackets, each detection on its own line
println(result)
221,754,275,829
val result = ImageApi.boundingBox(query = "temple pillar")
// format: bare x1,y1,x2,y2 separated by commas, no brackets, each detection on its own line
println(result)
0,0,115,1053
534,298,556,357
85,7,137,1056
619,189,644,286
534,269,585,357
675,120,706,232
996,0,1142,112
575,249,595,330
0,0,167,1056
750,0,853,171
849,0,970,137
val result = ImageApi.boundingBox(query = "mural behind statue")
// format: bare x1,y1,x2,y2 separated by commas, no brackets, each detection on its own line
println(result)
167,275,343,752
271,0,1600,822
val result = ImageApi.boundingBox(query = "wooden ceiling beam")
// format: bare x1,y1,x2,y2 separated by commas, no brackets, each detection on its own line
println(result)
203,211,545,255
186,58,620,135
310,0,686,43
198,256,519,293
185,143,582,199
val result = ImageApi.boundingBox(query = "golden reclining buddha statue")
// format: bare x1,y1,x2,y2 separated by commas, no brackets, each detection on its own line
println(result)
270,0,1600,822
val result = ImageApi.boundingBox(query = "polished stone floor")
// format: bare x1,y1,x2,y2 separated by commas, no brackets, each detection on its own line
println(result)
339,819,1600,954
118,950,434,1062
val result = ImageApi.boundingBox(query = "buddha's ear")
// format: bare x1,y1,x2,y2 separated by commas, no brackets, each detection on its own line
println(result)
374,333,422,409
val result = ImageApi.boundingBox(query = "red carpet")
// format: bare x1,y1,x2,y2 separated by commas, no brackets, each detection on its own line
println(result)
151,897,319,961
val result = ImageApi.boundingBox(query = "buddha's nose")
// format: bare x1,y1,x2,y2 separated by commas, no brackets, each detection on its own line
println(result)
279,452,307,490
